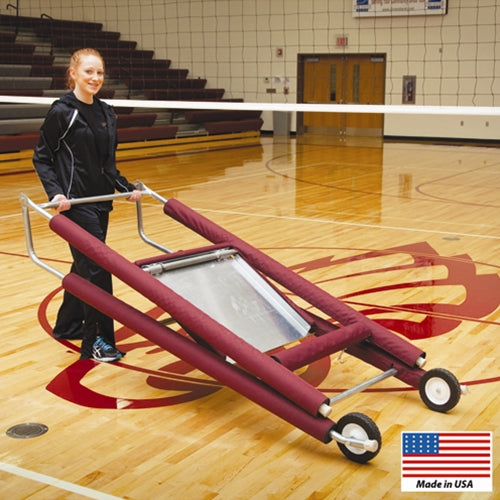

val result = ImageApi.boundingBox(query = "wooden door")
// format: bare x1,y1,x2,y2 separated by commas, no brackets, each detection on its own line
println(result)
299,54,386,137
302,56,344,132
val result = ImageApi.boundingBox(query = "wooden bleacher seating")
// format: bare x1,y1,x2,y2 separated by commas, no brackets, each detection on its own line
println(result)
33,25,120,41
0,13,262,154
144,88,226,100
30,65,67,77
0,53,54,65
128,78,207,90
184,110,264,135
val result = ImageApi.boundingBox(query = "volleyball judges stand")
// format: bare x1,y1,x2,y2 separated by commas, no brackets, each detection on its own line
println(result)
20,184,466,463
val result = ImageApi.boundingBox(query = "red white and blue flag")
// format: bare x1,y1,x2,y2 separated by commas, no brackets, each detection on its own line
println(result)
401,432,492,492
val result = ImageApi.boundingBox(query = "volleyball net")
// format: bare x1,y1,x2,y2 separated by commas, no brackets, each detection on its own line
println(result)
0,0,498,146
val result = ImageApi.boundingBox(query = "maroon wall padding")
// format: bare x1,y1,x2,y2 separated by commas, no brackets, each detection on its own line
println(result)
62,272,336,443
272,322,371,371
162,199,426,378
49,214,329,416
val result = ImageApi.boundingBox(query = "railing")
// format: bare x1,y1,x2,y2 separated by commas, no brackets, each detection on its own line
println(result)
5,0,19,35
40,13,54,55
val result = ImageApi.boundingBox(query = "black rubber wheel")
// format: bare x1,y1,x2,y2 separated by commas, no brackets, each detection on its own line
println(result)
418,368,461,413
335,412,382,463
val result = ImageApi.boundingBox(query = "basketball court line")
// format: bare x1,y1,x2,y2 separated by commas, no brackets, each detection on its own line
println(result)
5,202,495,242
4,197,498,240
196,207,500,241
0,462,122,499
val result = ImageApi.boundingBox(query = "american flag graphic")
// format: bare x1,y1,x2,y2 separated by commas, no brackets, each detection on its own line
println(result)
402,432,492,478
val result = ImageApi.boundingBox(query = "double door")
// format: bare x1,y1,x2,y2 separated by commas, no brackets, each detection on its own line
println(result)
297,54,386,137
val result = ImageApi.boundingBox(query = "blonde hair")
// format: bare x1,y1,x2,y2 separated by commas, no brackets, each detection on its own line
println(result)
66,48,105,90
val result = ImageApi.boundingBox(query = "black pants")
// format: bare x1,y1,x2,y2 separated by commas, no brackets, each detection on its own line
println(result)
53,204,115,358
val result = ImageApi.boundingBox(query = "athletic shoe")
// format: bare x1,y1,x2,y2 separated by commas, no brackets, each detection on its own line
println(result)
91,336,123,363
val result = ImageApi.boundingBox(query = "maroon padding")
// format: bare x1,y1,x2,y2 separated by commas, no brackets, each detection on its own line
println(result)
49,214,329,416
163,199,426,377
62,272,335,443
346,342,426,389
272,322,371,371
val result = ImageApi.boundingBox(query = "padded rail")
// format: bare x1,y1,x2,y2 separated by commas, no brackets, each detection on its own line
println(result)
162,199,427,388
48,214,331,418
62,272,336,443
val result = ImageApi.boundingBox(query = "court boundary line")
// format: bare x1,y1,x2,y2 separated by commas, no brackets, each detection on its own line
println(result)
0,462,123,500
195,207,500,240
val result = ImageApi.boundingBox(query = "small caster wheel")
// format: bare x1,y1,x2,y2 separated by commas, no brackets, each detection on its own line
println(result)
419,368,461,412
335,412,381,463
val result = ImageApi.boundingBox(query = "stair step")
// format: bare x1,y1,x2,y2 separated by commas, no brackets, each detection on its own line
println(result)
0,14,260,146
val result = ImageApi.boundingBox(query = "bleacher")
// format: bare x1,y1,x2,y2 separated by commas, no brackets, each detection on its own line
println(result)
0,14,263,155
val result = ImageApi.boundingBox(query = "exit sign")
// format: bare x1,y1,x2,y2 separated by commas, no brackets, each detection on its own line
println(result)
336,36,348,46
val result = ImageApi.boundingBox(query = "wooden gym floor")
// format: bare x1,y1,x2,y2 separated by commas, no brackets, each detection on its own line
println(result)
0,135,498,499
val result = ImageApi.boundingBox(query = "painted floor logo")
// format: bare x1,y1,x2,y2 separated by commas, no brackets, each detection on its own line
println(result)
40,241,500,408
401,431,492,492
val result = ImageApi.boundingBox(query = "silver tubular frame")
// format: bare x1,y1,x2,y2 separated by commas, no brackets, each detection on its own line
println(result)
328,368,398,405
19,181,172,279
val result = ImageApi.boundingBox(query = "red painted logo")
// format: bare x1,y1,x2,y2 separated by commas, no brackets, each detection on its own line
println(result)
40,242,500,408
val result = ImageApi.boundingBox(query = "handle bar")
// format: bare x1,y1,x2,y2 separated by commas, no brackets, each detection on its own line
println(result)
36,181,168,210
20,181,172,279
39,191,138,210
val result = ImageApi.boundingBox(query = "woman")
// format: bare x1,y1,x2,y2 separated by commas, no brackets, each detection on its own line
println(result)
33,48,141,362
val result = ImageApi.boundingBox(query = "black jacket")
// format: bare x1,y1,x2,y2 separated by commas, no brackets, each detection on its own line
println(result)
33,92,134,206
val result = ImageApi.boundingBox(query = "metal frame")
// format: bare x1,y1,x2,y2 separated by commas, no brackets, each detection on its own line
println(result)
19,182,171,280
19,182,463,459
19,184,384,454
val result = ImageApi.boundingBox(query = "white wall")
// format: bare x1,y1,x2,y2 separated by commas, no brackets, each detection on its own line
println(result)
16,0,500,140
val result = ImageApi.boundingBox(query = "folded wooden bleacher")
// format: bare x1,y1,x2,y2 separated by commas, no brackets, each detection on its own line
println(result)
0,13,263,156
